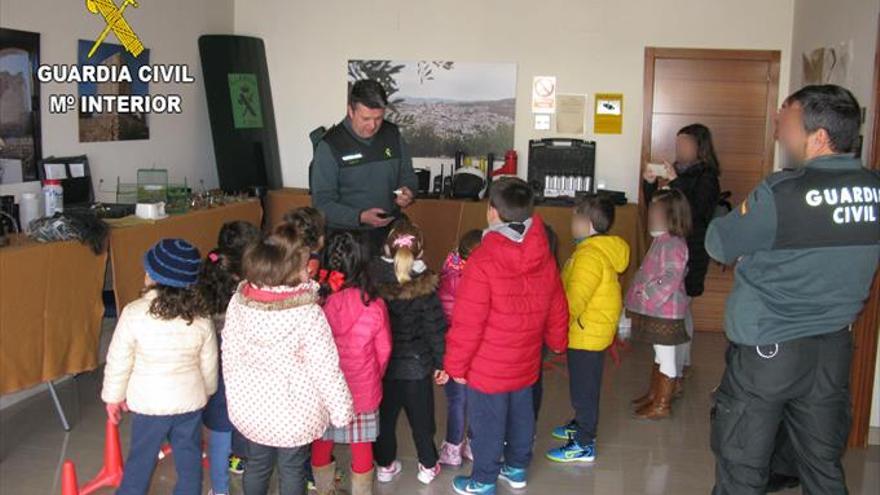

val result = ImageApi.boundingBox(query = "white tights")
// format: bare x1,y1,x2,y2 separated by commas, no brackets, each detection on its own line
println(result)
675,300,694,375
653,344,678,378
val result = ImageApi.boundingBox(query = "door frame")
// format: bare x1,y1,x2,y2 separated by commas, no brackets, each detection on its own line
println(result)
847,13,880,449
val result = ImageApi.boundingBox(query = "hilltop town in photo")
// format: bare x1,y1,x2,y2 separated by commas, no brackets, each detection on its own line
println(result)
348,59,516,158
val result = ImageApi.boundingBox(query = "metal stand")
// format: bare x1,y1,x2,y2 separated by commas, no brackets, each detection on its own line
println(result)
47,380,71,431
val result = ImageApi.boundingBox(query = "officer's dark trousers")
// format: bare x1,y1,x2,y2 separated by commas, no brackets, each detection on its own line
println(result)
711,328,852,495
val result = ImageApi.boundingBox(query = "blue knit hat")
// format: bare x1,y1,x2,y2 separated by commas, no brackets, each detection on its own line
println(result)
143,238,202,289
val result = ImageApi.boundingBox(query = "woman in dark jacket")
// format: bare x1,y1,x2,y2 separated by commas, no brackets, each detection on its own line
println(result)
643,123,721,382
370,220,447,485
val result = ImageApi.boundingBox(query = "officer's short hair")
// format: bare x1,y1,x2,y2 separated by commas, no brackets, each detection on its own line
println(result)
784,85,861,153
348,79,388,110
489,177,534,223
651,189,692,238
574,196,615,234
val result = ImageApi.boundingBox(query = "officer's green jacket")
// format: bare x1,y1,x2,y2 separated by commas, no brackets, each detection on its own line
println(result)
311,118,418,230
706,154,880,346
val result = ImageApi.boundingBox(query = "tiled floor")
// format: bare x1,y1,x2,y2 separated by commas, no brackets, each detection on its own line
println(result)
1,331,878,494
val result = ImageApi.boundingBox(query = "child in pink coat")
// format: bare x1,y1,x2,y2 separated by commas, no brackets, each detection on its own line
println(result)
437,229,483,467
311,232,392,494
625,188,692,420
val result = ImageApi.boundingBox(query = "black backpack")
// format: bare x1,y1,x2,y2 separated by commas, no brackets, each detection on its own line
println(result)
307,126,328,192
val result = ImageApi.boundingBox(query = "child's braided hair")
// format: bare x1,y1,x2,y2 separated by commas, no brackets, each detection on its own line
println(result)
320,231,378,303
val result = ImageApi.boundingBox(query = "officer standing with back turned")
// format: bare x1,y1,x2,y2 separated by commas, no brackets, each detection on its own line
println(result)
707,84,880,494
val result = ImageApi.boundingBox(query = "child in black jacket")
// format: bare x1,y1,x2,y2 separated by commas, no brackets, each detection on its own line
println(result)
370,220,448,486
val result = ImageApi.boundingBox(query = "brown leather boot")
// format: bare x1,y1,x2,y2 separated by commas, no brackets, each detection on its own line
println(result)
632,363,660,409
313,461,346,495
681,365,693,379
635,373,674,420
672,377,684,399
351,468,374,495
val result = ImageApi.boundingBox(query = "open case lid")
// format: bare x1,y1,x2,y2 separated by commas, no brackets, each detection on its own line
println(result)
37,155,93,206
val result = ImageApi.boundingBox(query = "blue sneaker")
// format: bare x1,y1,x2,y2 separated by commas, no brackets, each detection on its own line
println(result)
452,476,496,494
499,464,527,489
551,419,578,440
546,439,597,463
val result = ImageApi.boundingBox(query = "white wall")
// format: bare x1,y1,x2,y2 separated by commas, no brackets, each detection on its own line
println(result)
0,0,234,202
235,0,795,200
789,0,879,167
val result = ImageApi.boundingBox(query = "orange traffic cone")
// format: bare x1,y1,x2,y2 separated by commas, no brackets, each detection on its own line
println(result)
80,419,124,495
61,460,80,495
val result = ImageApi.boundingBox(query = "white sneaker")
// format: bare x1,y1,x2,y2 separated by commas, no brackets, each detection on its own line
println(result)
377,460,402,483
417,463,441,484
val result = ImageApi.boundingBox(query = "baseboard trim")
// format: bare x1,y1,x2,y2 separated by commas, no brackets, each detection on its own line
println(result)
869,426,880,446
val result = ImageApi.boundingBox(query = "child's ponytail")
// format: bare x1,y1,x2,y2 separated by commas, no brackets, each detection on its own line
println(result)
384,221,424,285
394,245,415,284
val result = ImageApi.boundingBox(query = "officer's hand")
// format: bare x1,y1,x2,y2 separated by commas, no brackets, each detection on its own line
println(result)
360,208,393,227
394,186,415,208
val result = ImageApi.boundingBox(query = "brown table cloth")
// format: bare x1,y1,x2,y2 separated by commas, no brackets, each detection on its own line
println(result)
108,200,263,311
266,190,641,289
0,235,108,394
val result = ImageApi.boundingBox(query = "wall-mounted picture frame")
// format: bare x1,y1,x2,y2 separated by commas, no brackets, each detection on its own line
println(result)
0,28,42,184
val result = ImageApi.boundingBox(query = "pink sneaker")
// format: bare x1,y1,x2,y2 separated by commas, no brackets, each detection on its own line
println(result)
461,439,473,461
376,460,402,483
439,441,463,466
417,463,441,484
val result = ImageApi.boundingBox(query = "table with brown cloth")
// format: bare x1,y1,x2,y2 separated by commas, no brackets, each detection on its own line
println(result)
0,234,108,394
266,189,641,289
108,200,263,311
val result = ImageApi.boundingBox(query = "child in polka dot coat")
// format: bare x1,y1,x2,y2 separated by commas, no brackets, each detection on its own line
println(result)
222,230,354,495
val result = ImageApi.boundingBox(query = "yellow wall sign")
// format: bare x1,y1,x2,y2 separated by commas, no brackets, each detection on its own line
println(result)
594,93,623,134
85,0,145,59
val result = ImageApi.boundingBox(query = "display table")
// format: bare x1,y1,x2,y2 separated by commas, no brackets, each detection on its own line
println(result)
266,189,642,288
0,234,108,395
108,200,263,311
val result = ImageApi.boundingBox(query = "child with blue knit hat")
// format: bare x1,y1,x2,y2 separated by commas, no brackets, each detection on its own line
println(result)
102,238,218,495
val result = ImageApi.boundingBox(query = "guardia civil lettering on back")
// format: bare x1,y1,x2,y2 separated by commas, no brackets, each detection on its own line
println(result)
706,88,880,347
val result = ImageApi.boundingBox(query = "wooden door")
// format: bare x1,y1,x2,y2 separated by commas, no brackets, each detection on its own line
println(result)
640,48,781,332
847,13,880,448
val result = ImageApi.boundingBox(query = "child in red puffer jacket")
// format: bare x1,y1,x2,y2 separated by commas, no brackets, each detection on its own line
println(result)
445,178,568,493
312,232,392,495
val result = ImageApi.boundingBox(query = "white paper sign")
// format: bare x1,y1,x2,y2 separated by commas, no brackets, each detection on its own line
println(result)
69,163,86,178
0,158,23,184
534,114,551,131
596,98,622,115
532,76,557,114
44,163,68,180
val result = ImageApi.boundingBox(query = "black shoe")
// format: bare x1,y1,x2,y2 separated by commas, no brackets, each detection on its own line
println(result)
766,473,800,493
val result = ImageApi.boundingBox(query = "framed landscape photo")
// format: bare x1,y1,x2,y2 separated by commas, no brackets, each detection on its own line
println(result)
348,59,517,159
0,28,42,184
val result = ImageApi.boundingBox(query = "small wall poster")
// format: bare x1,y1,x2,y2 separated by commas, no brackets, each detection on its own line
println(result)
228,73,263,129
556,94,586,134
531,76,557,114
594,93,623,134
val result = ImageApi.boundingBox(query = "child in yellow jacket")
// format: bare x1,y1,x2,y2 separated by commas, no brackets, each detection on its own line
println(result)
546,196,629,464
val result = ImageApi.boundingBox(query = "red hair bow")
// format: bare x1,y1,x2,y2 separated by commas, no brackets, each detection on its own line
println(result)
319,269,346,293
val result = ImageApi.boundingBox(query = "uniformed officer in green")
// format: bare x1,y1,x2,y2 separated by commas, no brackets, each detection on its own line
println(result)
706,85,880,494
311,79,418,250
